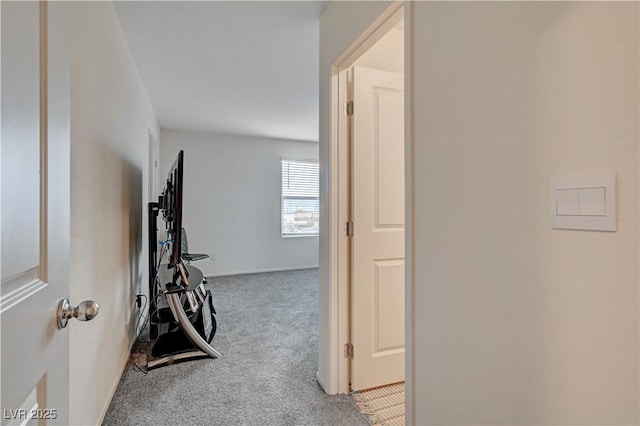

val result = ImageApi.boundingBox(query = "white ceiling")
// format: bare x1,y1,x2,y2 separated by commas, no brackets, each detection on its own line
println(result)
114,1,327,142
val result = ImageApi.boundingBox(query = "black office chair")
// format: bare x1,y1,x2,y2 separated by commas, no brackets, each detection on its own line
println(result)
181,228,209,283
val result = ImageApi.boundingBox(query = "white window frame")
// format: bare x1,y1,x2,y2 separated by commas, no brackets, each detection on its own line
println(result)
281,158,319,238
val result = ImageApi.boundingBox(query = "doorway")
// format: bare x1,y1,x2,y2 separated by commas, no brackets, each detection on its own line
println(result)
330,4,406,395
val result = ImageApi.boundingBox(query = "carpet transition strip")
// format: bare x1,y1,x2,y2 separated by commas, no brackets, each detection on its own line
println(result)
352,382,405,425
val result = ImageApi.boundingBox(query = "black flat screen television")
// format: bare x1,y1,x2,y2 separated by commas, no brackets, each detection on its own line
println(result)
161,150,184,269
147,150,187,318
160,150,184,268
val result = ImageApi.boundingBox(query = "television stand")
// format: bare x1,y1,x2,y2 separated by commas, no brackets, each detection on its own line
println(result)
148,264,222,369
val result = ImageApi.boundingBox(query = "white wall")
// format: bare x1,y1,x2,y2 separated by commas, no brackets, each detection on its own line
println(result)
69,2,159,425
160,129,319,276
409,2,638,424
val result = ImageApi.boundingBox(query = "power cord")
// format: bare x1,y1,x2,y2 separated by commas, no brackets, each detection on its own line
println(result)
134,294,149,343
130,235,174,374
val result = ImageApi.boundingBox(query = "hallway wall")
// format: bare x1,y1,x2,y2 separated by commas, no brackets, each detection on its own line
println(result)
69,2,160,424
409,2,639,424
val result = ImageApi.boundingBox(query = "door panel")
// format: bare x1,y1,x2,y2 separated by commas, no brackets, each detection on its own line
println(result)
1,2,71,424
374,89,404,228
5,386,40,426
374,259,405,353
351,66,404,391
1,0,41,284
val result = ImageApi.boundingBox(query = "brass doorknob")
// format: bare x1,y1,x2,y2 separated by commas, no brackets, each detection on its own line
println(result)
57,298,99,329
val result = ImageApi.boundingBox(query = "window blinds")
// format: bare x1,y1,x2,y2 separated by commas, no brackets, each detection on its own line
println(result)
281,159,319,198
281,159,319,236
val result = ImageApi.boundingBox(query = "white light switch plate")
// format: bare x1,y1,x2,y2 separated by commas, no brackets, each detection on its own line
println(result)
550,172,616,231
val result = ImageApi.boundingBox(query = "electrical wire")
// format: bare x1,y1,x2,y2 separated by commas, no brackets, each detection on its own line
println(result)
130,236,171,374
135,294,149,343
131,232,183,374
147,237,169,335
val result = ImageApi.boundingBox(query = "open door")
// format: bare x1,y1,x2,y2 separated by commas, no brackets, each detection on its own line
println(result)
1,3,76,424
350,66,405,391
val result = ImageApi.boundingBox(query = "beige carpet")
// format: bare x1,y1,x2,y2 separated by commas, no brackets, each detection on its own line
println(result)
352,382,405,425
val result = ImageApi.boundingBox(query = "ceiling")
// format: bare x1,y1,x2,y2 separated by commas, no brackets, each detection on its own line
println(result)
114,1,328,142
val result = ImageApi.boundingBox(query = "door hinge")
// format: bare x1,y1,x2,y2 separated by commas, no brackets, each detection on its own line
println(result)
344,101,354,116
345,221,354,237
344,342,354,358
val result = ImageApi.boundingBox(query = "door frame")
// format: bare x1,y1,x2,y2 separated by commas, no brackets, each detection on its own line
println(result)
325,1,413,420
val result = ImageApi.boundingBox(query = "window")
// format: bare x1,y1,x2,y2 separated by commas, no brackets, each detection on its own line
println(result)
281,159,319,236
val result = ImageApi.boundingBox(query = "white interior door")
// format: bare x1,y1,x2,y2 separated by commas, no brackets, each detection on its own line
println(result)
351,66,404,391
1,2,71,424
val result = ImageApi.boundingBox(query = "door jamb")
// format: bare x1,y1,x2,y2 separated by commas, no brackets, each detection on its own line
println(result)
327,0,406,397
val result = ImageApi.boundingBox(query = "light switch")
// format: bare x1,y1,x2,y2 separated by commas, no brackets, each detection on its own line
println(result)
550,172,616,231
578,187,606,216
556,189,579,216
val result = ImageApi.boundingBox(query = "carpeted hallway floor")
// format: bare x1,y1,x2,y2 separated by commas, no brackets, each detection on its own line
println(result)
103,269,368,426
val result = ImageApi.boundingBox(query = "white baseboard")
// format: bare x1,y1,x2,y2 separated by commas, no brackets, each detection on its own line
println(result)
97,314,138,426
316,370,329,394
96,345,130,425
204,265,318,278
